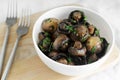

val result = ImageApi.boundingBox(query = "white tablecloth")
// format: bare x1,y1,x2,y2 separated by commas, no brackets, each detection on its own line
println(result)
0,0,120,80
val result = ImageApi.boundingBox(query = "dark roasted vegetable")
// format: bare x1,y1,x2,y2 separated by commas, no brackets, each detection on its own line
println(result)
70,24,90,42
69,10,85,25
97,38,109,58
86,36,102,54
88,54,98,64
57,19,74,34
39,32,51,41
38,37,51,54
68,41,87,56
53,34,69,51
42,18,59,33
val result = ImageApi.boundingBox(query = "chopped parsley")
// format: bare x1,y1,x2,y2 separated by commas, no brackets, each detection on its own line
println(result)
65,25,77,34
42,37,51,47
65,25,74,32
91,46,96,54
46,18,52,22
71,19,76,23
100,38,104,43
67,57,72,63
48,42,53,52
84,16,87,21
95,29,100,36
44,32,50,37
81,37,86,42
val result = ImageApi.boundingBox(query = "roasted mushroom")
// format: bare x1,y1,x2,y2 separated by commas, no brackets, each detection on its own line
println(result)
68,47,87,57
88,25,95,35
53,34,69,51
88,54,98,64
52,31,61,40
57,58,68,64
70,25,90,42
39,32,51,41
48,51,58,60
38,37,52,54
49,52,68,64
69,10,85,25
70,56,86,65
57,19,73,34
68,41,87,56
42,18,59,33
86,36,102,54
97,38,109,58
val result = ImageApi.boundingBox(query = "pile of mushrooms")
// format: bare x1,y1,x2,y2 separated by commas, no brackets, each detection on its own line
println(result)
38,10,109,65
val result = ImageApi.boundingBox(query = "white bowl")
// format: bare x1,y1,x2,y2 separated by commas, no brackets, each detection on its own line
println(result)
32,6,114,76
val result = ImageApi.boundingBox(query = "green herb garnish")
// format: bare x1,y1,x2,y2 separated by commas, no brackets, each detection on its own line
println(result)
38,44,46,52
44,32,50,37
42,37,51,47
100,38,104,43
88,59,93,64
95,29,100,36
91,46,96,54
65,25,74,32
46,18,51,22
48,43,53,52
71,19,76,23
81,37,86,42
73,30,77,34
84,16,87,21
67,57,72,63
65,25,77,34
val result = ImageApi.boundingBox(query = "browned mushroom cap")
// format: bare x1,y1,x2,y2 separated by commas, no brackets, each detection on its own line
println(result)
49,52,68,64
68,47,86,56
68,41,86,56
56,58,68,64
88,54,98,63
73,41,82,49
57,19,73,34
53,34,69,51
70,25,90,42
52,31,61,40
48,51,58,60
42,18,59,33
76,25,90,41
38,32,51,41
88,25,95,35
86,36,102,54
69,10,85,24
39,32,45,41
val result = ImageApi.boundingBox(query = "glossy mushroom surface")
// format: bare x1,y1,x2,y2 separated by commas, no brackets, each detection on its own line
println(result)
42,18,59,33
69,10,85,25
53,34,69,51
86,36,102,54
38,10,109,65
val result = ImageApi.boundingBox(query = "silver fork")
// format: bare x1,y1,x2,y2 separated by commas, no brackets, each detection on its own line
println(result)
1,9,31,80
0,0,17,76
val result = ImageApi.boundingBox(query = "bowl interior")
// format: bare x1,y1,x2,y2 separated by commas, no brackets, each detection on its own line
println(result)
33,6,114,55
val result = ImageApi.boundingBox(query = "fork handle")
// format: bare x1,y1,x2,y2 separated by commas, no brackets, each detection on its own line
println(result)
1,36,20,80
0,27,10,76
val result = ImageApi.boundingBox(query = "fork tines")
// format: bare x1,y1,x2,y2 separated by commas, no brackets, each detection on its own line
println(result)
7,0,17,18
18,9,31,27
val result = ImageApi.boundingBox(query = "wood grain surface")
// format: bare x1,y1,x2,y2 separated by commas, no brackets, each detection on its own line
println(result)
0,11,120,80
